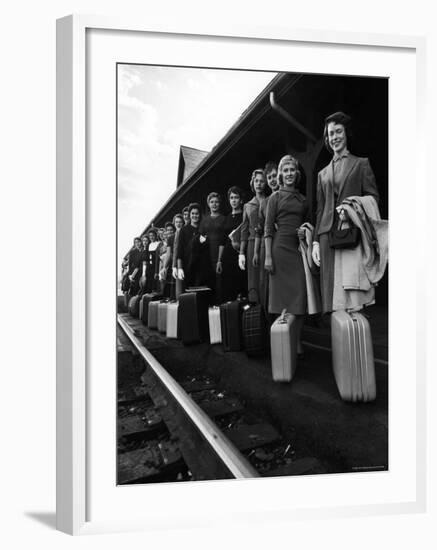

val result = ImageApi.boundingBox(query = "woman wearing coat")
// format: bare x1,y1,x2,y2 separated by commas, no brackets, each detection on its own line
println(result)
141,228,162,293
312,111,379,312
221,186,247,302
239,169,267,303
176,203,210,289
264,155,309,354
199,192,226,303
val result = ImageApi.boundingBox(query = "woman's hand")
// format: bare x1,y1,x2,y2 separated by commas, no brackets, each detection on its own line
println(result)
172,267,178,280
177,268,185,280
238,254,246,271
297,227,306,239
312,242,320,267
264,256,274,274
252,252,259,267
129,274,135,282
216,260,223,274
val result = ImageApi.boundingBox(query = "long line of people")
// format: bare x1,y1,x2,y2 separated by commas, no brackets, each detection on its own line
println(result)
121,112,388,402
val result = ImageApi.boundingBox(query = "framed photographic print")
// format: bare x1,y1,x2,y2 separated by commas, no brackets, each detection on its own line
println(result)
56,15,427,535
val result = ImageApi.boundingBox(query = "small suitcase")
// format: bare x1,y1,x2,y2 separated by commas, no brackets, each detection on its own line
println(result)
179,287,212,345
270,310,298,382
147,300,160,330
242,304,268,357
139,292,161,325
331,310,376,402
128,294,142,318
220,300,244,351
166,302,179,339
157,301,169,333
208,306,222,344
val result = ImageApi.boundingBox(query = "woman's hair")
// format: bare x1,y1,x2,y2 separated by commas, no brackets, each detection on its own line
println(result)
206,192,221,208
165,222,176,232
182,206,189,214
277,155,301,187
249,169,266,193
264,161,278,178
227,185,244,202
148,228,157,237
323,111,353,153
188,202,202,218
141,234,149,241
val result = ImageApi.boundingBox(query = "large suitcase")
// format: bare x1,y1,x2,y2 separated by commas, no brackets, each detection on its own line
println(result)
157,300,169,333
147,300,160,330
220,300,244,351
179,287,212,345
139,292,161,325
208,306,222,344
242,304,268,357
331,310,376,402
166,302,179,339
128,294,142,318
270,310,298,382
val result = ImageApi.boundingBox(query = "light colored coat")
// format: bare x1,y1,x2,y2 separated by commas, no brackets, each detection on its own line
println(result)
332,196,388,312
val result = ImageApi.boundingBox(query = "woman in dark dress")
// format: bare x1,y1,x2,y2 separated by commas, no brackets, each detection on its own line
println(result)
127,237,143,297
170,213,185,299
176,203,210,288
221,186,247,302
264,155,308,354
312,112,379,312
199,192,226,303
142,228,162,293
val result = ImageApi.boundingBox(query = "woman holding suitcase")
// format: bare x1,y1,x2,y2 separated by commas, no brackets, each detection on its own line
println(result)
239,169,268,303
264,155,308,355
311,111,379,312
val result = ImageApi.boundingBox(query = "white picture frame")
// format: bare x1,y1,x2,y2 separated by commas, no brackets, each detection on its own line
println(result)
56,14,427,535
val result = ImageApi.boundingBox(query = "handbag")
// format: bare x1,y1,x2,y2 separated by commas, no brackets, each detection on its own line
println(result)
329,211,360,249
228,222,242,251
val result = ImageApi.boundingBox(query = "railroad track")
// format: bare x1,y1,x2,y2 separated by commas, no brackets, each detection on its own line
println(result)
117,313,324,484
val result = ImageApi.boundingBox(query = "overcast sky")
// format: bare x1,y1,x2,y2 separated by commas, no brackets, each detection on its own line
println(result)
117,64,276,265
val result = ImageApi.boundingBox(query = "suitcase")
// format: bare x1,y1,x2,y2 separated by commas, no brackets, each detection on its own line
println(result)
166,302,179,339
179,288,212,345
147,300,160,330
331,310,376,402
242,304,268,357
220,300,244,351
158,301,169,333
128,294,142,318
270,310,298,382
208,306,222,344
139,292,161,325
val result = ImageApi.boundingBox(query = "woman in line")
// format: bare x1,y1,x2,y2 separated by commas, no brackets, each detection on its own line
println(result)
239,169,267,303
264,155,308,355
142,228,162,293
221,186,247,302
170,213,185,299
127,236,143,297
254,161,279,313
199,192,226,303
158,222,176,297
311,111,379,312
176,203,210,288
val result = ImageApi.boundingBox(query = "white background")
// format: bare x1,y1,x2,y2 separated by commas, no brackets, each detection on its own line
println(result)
0,0,435,548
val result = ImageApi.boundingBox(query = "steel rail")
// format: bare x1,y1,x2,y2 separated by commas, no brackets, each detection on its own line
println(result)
117,315,259,479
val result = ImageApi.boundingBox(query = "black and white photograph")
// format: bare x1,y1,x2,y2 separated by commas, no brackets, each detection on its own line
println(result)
116,64,389,485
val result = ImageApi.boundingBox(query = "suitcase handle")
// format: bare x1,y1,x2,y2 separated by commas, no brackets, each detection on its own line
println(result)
278,309,288,324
